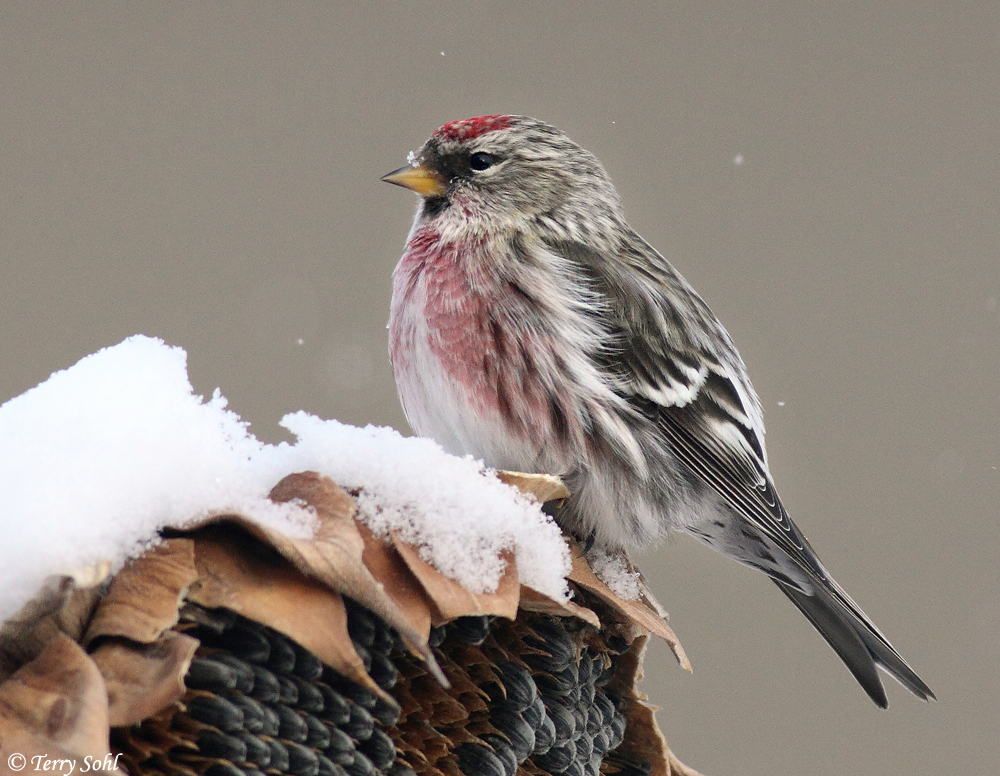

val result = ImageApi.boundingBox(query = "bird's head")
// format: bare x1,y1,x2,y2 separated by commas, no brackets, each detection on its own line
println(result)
383,115,623,239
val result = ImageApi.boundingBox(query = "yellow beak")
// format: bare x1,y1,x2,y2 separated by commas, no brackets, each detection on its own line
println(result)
381,163,447,198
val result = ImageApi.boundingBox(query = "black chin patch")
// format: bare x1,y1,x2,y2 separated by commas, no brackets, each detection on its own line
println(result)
424,196,450,217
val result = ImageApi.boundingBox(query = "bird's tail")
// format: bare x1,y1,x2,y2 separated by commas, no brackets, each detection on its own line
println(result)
775,576,935,708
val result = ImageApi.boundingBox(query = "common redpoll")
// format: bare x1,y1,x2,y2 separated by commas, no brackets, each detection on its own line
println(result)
382,115,932,708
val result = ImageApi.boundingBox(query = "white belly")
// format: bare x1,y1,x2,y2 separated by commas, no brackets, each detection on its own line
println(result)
390,279,551,473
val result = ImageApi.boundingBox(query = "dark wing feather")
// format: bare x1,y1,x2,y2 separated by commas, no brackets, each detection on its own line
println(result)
544,235,805,561
544,233,934,705
656,402,809,562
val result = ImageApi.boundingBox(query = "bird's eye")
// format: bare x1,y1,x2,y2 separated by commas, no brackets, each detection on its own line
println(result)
469,152,495,171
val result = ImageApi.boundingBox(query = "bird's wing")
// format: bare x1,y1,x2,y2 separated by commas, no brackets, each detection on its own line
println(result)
541,234,934,705
542,234,813,567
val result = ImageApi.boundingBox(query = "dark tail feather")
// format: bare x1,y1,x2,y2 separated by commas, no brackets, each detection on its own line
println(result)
853,620,935,702
775,580,935,707
777,581,888,707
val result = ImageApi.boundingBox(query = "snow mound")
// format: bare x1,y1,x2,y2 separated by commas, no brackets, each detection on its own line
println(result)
0,336,571,626
276,412,570,598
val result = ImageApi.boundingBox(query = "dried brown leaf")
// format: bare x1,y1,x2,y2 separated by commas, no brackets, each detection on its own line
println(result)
517,585,600,628
356,521,434,644
184,526,379,695
609,635,705,776
495,471,570,503
0,564,111,682
568,550,690,671
90,632,199,726
391,536,520,625
266,472,445,683
667,754,708,776
0,634,120,774
84,540,197,646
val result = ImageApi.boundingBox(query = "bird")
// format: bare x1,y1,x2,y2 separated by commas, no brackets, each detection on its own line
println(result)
381,114,933,708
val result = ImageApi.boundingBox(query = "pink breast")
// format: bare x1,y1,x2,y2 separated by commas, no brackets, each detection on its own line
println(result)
392,227,562,441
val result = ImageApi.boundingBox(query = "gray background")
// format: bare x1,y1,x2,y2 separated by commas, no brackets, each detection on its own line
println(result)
2,3,996,774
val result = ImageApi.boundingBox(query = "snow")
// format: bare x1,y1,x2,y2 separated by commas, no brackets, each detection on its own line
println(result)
0,336,571,626
276,413,570,598
586,547,641,601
